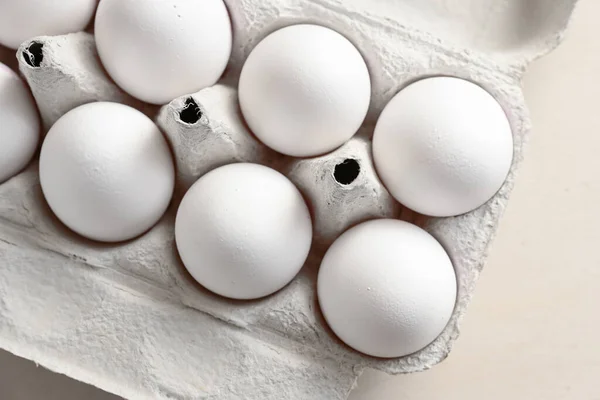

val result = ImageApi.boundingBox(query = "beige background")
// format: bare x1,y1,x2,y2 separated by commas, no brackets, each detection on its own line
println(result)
1,0,599,398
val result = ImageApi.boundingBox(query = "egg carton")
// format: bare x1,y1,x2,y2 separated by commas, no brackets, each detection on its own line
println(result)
0,1,579,399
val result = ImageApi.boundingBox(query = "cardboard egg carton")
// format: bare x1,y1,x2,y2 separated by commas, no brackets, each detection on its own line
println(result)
0,1,579,399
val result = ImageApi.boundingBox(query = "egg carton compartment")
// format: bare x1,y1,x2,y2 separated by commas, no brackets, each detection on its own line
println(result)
0,0,579,399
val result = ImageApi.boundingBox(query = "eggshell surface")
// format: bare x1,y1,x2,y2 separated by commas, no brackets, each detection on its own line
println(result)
239,24,371,157
0,0,97,49
175,163,313,300
0,62,40,184
95,0,232,105
373,77,513,217
317,219,456,358
39,102,175,242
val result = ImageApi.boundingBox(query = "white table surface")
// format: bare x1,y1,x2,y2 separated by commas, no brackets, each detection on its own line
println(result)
1,0,599,398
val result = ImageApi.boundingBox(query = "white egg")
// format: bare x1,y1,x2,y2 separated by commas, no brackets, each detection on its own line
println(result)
373,77,513,217
175,163,312,300
95,0,232,105
39,102,174,242
0,62,40,184
0,0,97,49
318,219,456,358
239,24,371,157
